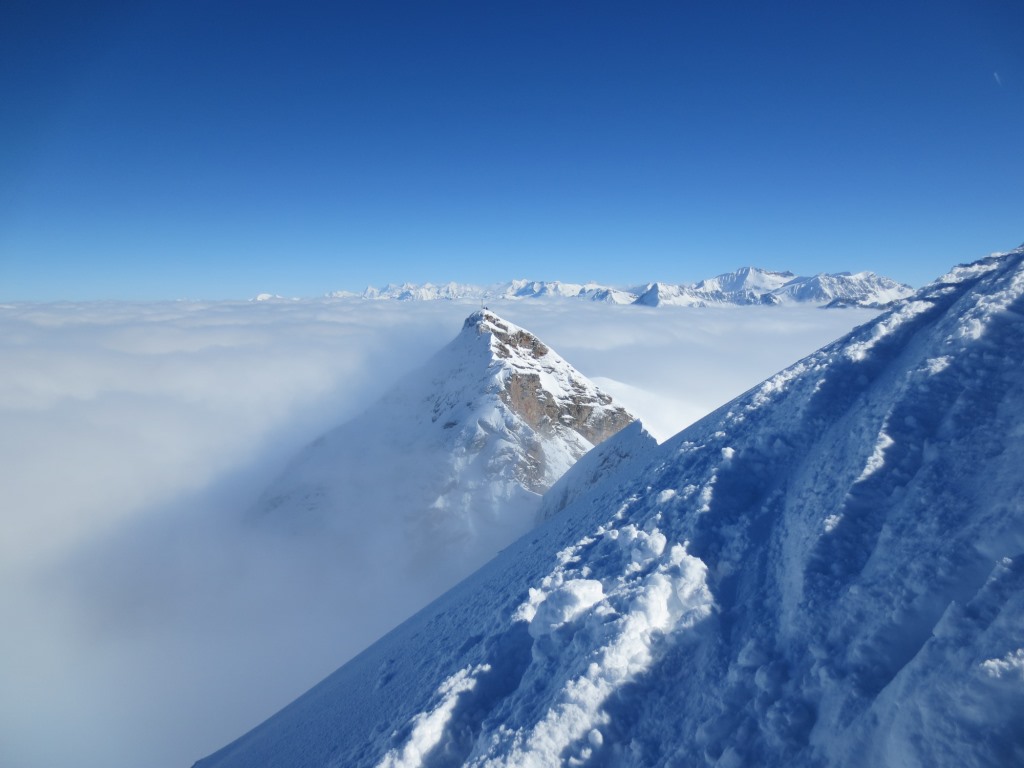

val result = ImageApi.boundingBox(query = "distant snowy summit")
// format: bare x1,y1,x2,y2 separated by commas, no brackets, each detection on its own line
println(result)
324,267,913,309
325,279,639,305
634,267,912,308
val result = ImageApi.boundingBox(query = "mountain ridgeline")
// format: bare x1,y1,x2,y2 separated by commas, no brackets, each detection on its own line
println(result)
204,246,1024,767
313,266,913,308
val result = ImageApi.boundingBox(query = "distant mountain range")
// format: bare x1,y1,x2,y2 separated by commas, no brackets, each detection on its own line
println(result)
308,267,914,308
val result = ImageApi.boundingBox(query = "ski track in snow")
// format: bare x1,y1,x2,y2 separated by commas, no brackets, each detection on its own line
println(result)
197,249,1024,768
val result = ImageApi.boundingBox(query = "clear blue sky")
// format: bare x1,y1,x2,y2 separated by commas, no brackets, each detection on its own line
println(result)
2,0,1022,300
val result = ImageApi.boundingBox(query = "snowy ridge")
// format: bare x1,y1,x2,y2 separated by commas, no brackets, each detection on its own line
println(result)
202,248,1023,768
320,267,913,308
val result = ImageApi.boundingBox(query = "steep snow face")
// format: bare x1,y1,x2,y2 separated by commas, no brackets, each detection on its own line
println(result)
200,248,1024,768
253,309,633,609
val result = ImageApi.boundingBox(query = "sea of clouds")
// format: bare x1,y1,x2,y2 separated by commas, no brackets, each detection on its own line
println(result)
0,297,876,768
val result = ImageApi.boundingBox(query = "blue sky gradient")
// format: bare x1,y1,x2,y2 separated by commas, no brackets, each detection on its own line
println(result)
2,0,1022,299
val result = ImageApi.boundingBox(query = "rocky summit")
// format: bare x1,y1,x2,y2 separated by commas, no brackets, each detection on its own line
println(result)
466,310,634,490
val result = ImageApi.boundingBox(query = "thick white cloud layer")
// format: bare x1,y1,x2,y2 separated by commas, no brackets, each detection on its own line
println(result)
0,298,875,768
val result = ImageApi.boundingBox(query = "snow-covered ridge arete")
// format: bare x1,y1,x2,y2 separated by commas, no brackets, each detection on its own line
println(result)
252,309,635,607
319,267,913,308
202,246,1024,767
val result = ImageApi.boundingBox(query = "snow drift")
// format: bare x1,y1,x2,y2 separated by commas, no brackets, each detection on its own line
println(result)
200,248,1024,767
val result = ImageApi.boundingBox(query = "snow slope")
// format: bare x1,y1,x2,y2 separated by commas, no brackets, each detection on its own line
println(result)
200,248,1023,767
252,310,634,622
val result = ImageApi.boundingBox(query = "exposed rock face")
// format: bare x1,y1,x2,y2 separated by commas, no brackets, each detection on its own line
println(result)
253,309,636,574
465,311,635,491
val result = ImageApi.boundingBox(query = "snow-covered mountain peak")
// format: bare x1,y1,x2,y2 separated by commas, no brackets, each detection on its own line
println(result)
250,310,635,653
463,309,547,353
693,265,796,294
465,310,553,373
780,270,912,307
446,309,635,485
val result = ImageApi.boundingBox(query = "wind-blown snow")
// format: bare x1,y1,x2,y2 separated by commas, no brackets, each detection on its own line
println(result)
197,247,1024,768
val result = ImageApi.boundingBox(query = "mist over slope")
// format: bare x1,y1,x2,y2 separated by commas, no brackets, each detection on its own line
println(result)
199,247,1024,767
251,310,636,642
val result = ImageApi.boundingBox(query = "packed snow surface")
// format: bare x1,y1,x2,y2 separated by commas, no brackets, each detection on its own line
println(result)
198,247,1024,767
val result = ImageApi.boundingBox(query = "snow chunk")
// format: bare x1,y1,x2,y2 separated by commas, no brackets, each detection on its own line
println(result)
527,579,606,640
377,664,491,768
923,356,952,375
858,430,894,481
981,649,1024,681
474,542,712,767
